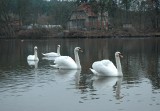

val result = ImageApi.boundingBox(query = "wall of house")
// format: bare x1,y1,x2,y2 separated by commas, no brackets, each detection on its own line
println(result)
85,17,97,30
68,19,85,30
68,17,108,31
67,4,108,31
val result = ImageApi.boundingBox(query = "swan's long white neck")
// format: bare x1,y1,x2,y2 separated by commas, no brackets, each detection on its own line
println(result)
57,46,60,56
74,49,81,69
115,55,123,76
34,49,38,60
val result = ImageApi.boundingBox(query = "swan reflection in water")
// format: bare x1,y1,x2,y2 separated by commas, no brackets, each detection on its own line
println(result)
54,69,81,82
76,74,123,100
27,60,39,69
53,69,123,100
114,77,123,100
91,76,123,100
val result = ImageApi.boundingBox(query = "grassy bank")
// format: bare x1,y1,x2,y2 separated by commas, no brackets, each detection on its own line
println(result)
0,28,160,39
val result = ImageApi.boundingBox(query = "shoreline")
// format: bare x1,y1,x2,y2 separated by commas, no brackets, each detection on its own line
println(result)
0,29,160,39
0,35,160,39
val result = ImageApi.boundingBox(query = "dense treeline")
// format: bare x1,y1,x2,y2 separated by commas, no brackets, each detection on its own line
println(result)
1,0,76,25
0,0,76,37
0,0,159,37
108,0,160,30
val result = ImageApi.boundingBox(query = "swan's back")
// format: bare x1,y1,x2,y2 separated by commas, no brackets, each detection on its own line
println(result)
42,52,60,57
42,45,60,57
27,55,35,61
92,60,118,76
54,56,77,69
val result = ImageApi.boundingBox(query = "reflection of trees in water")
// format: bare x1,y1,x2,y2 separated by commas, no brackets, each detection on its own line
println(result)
76,73,93,89
116,38,160,89
147,39,160,89
75,73,99,101
0,40,25,66
147,41,160,89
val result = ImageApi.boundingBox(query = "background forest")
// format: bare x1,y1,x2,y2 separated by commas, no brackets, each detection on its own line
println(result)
0,0,159,37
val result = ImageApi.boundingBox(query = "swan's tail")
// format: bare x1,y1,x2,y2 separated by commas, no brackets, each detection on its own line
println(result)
42,53,46,56
50,64,59,69
90,68,98,75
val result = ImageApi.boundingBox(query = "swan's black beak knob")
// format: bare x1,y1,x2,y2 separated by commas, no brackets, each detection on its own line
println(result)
119,53,123,58
79,48,83,52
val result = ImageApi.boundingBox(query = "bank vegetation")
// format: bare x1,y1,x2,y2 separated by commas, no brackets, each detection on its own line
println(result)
0,0,159,38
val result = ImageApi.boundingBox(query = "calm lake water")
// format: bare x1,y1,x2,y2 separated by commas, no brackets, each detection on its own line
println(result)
0,38,160,111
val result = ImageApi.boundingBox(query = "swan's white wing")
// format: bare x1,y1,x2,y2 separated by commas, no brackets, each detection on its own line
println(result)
27,55,35,61
53,56,77,69
27,55,39,61
42,56,58,61
92,60,118,76
42,52,60,57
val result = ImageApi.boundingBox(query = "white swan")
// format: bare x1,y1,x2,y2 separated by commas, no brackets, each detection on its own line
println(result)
90,51,123,76
50,47,83,69
27,46,39,61
42,45,61,57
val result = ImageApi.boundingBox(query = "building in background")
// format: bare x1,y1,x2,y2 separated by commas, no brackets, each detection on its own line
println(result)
68,3,108,31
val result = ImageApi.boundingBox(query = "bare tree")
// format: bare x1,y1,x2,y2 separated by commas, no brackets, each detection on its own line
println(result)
0,0,15,37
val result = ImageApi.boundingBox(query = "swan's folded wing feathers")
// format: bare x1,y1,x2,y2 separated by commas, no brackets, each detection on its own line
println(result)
54,56,66,64
92,60,117,76
43,52,59,57
54,56,77,68
54,56,72,64
101,60,112,66
27,55,35,60
49,52,59,56
92,61,105,73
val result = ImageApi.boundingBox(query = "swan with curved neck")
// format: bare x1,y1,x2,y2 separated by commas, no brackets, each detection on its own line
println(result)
27,46,39,61
42,45,61,57
50,47,82,69
90,52,123,76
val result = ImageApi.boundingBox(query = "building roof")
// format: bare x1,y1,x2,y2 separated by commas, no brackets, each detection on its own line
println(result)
70,3,97,20
76,3,97,17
